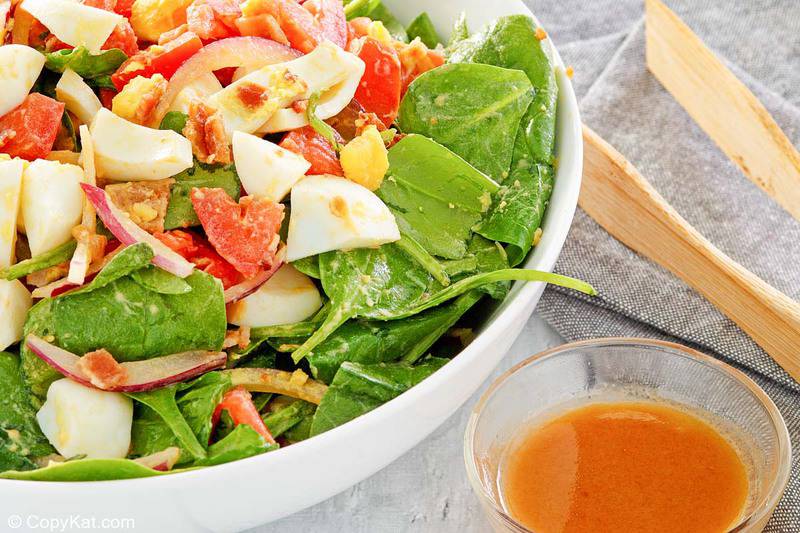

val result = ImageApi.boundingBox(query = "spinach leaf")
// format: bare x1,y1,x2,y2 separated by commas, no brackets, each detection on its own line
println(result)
164,161,241,229
343,0,408,41
0,352,54,472
262,399,316,438
0,458,190,481
61,109,79,152
397,63,533,181
128,386,207,461
394,233,449,286
159,111,188,134
22,246,226,397
448,11,469,47
449,15,557,166
449,15,559,264
380,134,498,259
284,415,313,443
44,47,128,81
306,290,482,382
131,266,192,295
175,372,231,447
194,425,274,467
450,235,511,300
291,255,320,279
309,358,448,436
0,240,76,281
407,12,441,48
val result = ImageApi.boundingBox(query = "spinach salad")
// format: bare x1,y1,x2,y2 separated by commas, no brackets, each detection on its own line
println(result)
0,0,592,481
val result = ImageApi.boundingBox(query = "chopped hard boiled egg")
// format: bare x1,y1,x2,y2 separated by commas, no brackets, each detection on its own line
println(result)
0,44,46,118
130,0,193,43
20,0,123,53
168,73,223,115
0,280,31,351
55,69,102,125
90,108,193,181
259,41,366,134
111,73,167,125
36,378,133,459
228,264,322,327
22,159,84,257
0,158,24,269
340,125,389,191
232,131,310,202
286,174,400,261
205,65,307,141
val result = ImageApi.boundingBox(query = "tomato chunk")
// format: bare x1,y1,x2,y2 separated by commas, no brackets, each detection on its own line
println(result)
190,188,284,279
276,0,320,53
111,32,203,91
0,94,65,161
279,126,343,176
103,19,140,57
154,229,242,289
304,0,346,48
213,387,275,444
354,37,401,127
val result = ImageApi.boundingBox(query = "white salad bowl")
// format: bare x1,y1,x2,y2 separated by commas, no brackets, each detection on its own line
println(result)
0,1,582,531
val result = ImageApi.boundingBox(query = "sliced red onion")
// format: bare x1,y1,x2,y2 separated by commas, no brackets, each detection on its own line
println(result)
82,184,195,278
223,247,286,304
26,335,227,393
151,37,300,127
133,447,181,471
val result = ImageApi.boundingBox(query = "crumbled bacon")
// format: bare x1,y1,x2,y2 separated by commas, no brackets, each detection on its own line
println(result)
354,111,385,136
235,13,289,45
78,348,129,389
223,326,251,350
183,100,232,165
105,179,174,233
26,262,70,287
236,81,270,111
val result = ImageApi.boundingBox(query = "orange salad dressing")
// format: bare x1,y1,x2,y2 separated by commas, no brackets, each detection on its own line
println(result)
501,402,749,533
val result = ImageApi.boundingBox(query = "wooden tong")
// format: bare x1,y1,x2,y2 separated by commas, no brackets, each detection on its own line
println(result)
580,126,800,381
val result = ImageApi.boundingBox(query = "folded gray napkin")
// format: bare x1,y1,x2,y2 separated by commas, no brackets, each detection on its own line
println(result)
531,0,800,529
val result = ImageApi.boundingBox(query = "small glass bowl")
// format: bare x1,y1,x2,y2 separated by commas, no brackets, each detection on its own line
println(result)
464,338,792,533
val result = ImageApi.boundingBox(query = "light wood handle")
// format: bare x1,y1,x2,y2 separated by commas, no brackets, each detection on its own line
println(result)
580,125,800,380
645,0,800,222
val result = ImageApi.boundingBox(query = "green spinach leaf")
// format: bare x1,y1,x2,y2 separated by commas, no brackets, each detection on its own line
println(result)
397,63,533,181
164,161,241,229
194,425,275,467
0,240,76,281
343,0,408,41
448,11,469,47
44,47,128,81
261,399,316,438
380,134,498,259
0,458,191,481
407,12,441,48
291,256,320,279
131,266,192,295
309,358,448,436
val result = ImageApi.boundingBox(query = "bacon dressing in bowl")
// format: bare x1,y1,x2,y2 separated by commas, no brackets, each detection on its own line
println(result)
500,402,749,533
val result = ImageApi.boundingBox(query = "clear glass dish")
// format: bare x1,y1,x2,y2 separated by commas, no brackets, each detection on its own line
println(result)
464,338,792,533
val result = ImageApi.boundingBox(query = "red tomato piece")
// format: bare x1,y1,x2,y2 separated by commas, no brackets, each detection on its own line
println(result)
190,188,284,279
279,126,343,176
213,387,275,444
304,0,346,49
354,37,401,127
99,88,117,109
276,0,322,53
111,32,203,91
0,94,65,161
114,0,135,18
103,19,139,57
154,230,242,289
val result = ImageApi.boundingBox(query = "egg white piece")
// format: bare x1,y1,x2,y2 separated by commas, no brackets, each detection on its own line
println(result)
168,73,223,115
228,264,322,327
91,108,193,181
232,131,310,202
286,175,400,261
0,158,24,269
0,44,46,117
37,378,133,459
56,68,102,124
258,41,365,134
20,0,122,53
22,159,84,257
0,280,31,351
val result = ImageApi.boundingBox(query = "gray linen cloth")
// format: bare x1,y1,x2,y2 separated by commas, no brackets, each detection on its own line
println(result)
531,0,800,529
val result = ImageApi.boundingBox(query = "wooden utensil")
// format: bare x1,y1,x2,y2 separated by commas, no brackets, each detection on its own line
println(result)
645,0,800,222
580,125,800,381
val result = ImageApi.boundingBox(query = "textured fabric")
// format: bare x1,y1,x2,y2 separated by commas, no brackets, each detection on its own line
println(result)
529,0,800,529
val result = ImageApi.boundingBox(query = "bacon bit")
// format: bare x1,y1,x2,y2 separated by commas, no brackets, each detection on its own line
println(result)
158,24,189,45
78,348,129,389
566,66,574,79
71,225,108,264
535,27,547,41
354,111,385,137
187,0,241,40
184,100,232,165
136,75,167,126
26,262,70,287
235,13,289,45
105,179,174,233
290,99,308,114
223,325,251,349
236,81,270,110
